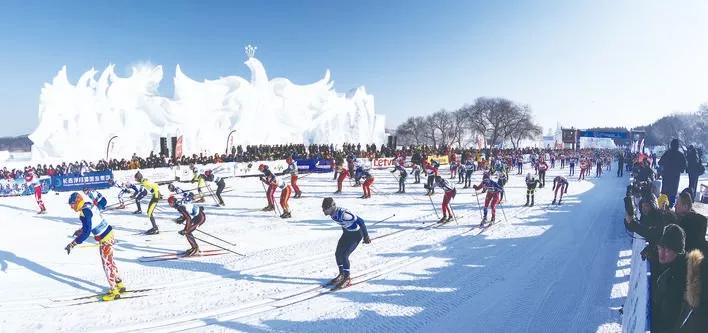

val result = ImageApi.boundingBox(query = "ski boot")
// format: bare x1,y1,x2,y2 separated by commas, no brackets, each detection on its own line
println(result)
328,273,344,286
332,276,352,290
524,197,529,207
116,280,126,293
174,217,185,224
144,227,159,235
490,217,496,224
184,247,200,256
551,199,556,205
262,205,274,211
284,211,292,218
557,199,562,205
334,190,341,194
133,210,142,214
530,198,535,206
102,288,121,301
479,217,487,227
446,216,454,223
295,191,302,198
438,216,448,223
118,204,126,209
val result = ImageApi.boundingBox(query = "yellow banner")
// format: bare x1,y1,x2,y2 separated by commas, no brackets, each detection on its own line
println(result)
427,155,449,165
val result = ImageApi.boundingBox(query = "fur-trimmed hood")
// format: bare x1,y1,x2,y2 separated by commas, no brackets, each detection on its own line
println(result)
685,249,704,309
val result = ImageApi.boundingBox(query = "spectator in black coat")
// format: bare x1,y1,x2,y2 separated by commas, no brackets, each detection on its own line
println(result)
658,139,687,208
652,224,687,332
675,191,707,253
685,145,704,202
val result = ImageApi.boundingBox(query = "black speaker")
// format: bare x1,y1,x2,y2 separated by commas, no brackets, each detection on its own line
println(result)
160,137,168,157
387,135,394,148
170,137,178,159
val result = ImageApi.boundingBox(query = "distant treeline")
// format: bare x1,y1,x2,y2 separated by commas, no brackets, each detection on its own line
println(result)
0,135,32,152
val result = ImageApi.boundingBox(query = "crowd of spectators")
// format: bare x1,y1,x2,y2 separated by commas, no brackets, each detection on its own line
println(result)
623,139,707,332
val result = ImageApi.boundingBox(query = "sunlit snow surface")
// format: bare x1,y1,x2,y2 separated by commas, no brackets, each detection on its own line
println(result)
29,56,385,161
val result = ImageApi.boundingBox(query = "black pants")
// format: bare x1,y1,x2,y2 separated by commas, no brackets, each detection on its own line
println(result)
569,165,575,176
398,175,406,192
539,170,546,187
661,175,681,208
215,179,226,205
414,171,420,183
465,170,473,187
617,165,623,177
185,209,206,249
427,175,435,193
688,172,699,202
335,230,362,277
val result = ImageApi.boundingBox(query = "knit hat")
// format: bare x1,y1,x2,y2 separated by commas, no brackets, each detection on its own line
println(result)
658,224,686,254
657,194,669,209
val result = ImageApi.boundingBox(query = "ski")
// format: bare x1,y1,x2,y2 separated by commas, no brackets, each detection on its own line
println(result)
64,294,149,307
138,249,227,262
51,288,154,302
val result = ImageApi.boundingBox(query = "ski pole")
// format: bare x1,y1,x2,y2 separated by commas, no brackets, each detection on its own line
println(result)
369,213,397,227
449,199,459,225
499,202,507,223
193,235,246,256
474,190,483,218
195,229,237,246
206,184,220,205
428,194,439,220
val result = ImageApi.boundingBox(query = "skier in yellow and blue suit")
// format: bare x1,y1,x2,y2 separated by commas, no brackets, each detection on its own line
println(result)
135,171,160,235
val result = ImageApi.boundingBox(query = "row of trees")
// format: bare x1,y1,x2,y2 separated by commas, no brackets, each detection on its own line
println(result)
395,97,543,149
637,104,707,148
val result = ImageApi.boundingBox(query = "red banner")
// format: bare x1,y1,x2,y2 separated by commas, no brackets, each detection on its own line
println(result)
175,136,183,159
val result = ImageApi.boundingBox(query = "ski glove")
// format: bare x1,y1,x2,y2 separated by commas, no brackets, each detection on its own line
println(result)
65,241,77,255
363,236,371,244
178,230,186,235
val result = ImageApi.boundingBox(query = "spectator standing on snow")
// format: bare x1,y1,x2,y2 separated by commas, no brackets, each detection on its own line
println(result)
685,145,705,202
658,139,687,208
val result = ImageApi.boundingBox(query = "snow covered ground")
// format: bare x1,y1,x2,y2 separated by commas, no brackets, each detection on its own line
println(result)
1,166,705,332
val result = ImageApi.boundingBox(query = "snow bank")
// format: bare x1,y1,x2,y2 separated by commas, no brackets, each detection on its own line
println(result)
29,48,385,162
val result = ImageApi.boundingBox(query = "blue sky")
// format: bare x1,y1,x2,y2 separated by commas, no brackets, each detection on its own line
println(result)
1,0,707,137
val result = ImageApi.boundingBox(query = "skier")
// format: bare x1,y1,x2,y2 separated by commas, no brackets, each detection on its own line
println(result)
464,159,475,188
83,188,108,211
190,165,207,203
167,195,206,256
258,164,278,211
284,157,302,198
129,183,149,213
347,155,359,186
516,157,523,175
203,169,226,206
390,161,407,193
278,180,293,218
135,171,160,235
552,175,569,205
65,192,124,301
473,172,505,225
115,182,133,209
411,163,421,184
424,160,439,196
24,169,46,214
537,158,549,188
457,160,465,184
524,173,541,206
433,175,456,223
168,183,196,223
359,167,374,199
321,197,371,290
334,161,349,194
569,156,576,176
579,159,588,180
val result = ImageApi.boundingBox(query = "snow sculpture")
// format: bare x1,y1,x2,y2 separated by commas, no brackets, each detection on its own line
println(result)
29,45,385,161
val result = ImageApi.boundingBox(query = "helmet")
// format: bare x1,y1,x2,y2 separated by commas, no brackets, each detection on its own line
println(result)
167,195,177,207
134,171,143,182
321,197,335,215
286,157,293,164
258,164,267,171
68,192,83,210
204,169,212,176
168,183,176,192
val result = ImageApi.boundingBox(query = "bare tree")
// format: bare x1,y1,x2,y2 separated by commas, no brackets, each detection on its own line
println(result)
395,116,428,145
